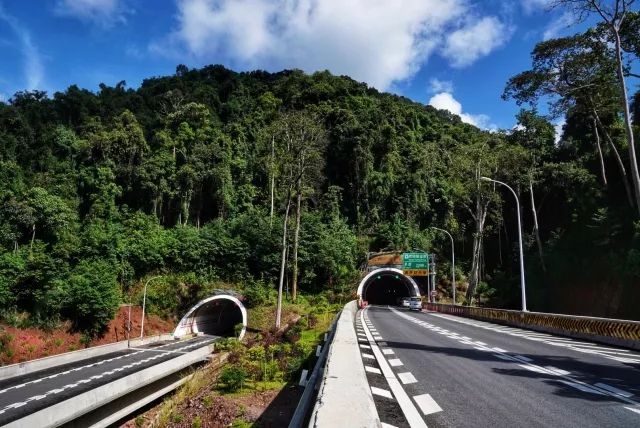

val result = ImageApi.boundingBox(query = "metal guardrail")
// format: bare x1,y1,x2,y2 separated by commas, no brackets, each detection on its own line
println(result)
426,303,640,350
288,312,341,428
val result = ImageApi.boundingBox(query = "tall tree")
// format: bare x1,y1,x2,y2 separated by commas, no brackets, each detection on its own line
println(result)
551,0,640,213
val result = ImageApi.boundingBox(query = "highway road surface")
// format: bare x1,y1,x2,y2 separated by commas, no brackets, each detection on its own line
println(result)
356,305,640,428
0,335,218,426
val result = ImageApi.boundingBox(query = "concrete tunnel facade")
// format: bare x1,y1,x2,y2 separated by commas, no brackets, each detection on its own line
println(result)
173,294,247,340
357,268,421,305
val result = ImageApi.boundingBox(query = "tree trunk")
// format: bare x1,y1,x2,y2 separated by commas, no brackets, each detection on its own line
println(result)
30,225,36,251
292,188,302,303
593,109,634,207
269,136,275,230
592,117,607,187
466,189,488,305
529,175,546,272
275,190,292,329
614,29,640,215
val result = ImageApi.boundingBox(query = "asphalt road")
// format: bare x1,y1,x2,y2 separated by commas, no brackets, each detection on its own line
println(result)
0,335,218,426
359,305,640,428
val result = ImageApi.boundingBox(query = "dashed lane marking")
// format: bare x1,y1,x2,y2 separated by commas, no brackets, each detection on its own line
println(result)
391,307,640,409
365,366,382,375
413,394,443,416
371,386,394,399
362,353,376,360
595,383,634,398
388,359,404,367
382,349,395,355
360,344,371,349
624,406,640,415
361,309,427,428
398,372,418,385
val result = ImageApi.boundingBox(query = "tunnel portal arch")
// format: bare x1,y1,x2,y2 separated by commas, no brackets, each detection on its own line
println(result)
357,268,421,305
173,294,247,340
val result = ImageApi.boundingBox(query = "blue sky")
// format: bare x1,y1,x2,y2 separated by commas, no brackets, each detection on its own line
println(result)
0,0,599,130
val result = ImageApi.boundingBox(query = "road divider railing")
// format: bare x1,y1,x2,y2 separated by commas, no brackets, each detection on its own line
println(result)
305,300,380,428
4,341,215,428
0,333,174,381
288,311,340,428
425,303,640,350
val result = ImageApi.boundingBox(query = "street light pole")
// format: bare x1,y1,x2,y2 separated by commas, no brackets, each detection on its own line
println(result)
480,177,527,311
430,227,456,305
141,276,162,339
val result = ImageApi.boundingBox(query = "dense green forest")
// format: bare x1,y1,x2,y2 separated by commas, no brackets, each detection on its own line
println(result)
0,10,638,336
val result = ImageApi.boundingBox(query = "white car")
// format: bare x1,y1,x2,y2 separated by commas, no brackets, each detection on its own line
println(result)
409,297,422,311
398,297,410,308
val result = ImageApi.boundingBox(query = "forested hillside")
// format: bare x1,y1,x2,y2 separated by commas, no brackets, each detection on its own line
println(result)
0,32,639,335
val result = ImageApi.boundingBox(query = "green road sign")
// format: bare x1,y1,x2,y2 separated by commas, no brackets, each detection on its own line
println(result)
402,252,429,269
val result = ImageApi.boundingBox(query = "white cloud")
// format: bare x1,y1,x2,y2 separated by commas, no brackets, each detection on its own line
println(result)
153,0,509,90
0,7,44,91
521,0,553,15
542,12,574,40
428,91,494,129
428,78,454,94
55,0,127,26
442,16,511,68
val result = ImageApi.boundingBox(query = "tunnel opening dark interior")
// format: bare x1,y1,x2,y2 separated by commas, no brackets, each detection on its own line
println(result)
193,299,244,337
362,273,414,305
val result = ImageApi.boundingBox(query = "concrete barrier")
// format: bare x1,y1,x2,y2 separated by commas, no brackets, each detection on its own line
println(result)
426,303,640,350
0,333,174,381
4,342,214,428
308,300,380,428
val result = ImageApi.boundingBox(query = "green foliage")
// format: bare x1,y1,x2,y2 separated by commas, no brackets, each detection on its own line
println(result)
60,259,121,337
219,365,247,392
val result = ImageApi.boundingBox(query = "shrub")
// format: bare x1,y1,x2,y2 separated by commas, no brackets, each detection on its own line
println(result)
60,258,120,338
192,416,202,428
219,366,247,392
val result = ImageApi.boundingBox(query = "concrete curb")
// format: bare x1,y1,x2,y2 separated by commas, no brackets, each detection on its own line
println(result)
4,342,214,428
426,303,640,350
308,300,380,428
0,333,174,381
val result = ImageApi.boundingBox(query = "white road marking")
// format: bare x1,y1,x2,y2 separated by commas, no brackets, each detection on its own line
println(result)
492,347,508,353
378,342,388,346
365,366,382,375
360,344,371,349
428,312,640,364
361,309,427,428
371,387,394,399
391,307,640,408
382,349,395,355
595,383,634,398
398,372,418,384
413,394,443,415
556,380,605,395
624,406,640,415
514,355,533,362
362,353,375,360
388,358,404,367
544,366,570,376
381,423,399,428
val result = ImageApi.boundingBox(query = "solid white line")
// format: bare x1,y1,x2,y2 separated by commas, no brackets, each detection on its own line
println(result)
361,309,427,428
514,355,533,362
624,406,640,415
382,349,395,355
365,366,382,375
371,386,394,399
544,366,570,376
594,383,634,398
556,380,605,395
398,372,418,384
413,394,443,416
388,358,404,367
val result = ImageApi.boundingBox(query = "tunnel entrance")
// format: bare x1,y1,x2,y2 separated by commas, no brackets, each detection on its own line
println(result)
358,268,421,306
173,294,247,339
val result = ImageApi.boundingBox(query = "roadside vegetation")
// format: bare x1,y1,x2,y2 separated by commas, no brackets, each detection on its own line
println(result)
131,295,340,428
0,5,638,345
